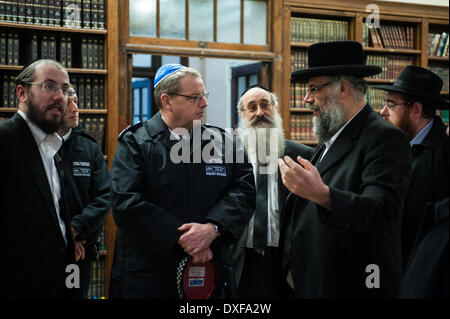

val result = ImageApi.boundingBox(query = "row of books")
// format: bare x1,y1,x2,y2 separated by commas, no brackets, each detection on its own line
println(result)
428,32,449,57
290,81,309,108
2,73,17,108
0,31,19,65
70,75,105,110
290,113,314,141
367,86,386,111
366,54,414,80
428,63,449,92
87,255,105,299
79,114,106,149
365,24,415,50
0,30,104,69
0,0,105,30
290,48,308,73
290,17,348,43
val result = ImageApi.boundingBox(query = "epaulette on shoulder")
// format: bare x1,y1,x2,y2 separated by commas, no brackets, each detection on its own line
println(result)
118,121,144,140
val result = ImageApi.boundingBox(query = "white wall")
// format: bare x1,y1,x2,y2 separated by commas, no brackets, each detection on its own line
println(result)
379,0,448,7
189,57,257,129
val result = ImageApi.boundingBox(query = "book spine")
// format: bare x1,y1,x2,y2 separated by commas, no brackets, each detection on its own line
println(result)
82,0,91,29
41,0,48,25
13,33,19,65
0,32,6,65
17,0,26,23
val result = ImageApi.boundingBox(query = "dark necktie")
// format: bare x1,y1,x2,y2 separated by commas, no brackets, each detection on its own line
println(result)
253,167,268,252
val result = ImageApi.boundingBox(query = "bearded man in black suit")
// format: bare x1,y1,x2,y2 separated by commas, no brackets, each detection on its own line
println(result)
279,41,412,298
231,85,313,298
0,59,78,298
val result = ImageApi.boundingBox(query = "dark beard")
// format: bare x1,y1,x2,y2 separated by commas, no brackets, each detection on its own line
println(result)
27,94,63,134
312,94,347,144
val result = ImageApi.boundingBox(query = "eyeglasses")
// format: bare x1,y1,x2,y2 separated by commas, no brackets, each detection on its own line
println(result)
306,82,333,96
67,87,76,99
382,101,411,110
24,81,72,97
170,91,209,104
244,101,273,113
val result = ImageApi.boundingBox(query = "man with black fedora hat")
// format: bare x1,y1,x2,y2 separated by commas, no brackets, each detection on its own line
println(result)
375,65,449,267
278,41,412,298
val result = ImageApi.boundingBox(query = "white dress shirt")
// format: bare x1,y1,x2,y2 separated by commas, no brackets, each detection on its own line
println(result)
18,110,67,243
246,165,280,248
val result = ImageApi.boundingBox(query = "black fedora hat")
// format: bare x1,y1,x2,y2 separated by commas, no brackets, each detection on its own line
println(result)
374,65,449,110
291,41,382,81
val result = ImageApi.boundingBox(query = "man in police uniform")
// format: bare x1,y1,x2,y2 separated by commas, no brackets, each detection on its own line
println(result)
57,88,111,298
109,64,256,298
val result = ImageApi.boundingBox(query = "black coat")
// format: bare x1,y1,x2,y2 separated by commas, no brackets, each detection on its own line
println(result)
230,140,313,291
282,105,412,298
59,127,111,256
398,198,449,298
109,112,256,298
401,116,449,265
0,113,76,298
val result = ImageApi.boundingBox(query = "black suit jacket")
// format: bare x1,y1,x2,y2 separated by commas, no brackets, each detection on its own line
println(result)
0,113,76,298
282,105,412,298
230,140,313,291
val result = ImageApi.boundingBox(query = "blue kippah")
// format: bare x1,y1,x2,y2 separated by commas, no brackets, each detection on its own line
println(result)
154,64,186,87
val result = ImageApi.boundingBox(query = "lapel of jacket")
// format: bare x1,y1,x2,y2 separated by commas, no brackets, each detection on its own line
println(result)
11,113,66,240
316,105,371,176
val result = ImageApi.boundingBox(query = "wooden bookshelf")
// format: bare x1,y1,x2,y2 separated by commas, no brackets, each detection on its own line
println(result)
284,0,449,145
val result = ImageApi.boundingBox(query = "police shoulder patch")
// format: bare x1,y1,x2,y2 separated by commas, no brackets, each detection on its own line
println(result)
118,121,144,140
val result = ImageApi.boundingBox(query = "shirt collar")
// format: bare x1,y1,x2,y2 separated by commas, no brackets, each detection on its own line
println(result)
18,109,63,149
62,128,72,142
324,105,365,150
410,119,433,147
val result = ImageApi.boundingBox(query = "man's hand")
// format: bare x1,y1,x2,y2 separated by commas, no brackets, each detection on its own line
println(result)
178,222,219,257
278,155,331,210
191,247,214,264
74,240,85,262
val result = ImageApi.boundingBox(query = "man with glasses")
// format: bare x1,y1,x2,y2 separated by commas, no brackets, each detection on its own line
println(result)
231,85,312,298
109,64,255,298
374,65,449,267
278,41,412,298
57,88,111,298
0,59,78,298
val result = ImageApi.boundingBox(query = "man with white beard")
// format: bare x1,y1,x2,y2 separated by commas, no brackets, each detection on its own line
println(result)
278,41,412,298
231,85,313,298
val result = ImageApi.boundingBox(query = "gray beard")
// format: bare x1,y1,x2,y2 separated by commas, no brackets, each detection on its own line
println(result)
312,93,347,144
240,111,286,170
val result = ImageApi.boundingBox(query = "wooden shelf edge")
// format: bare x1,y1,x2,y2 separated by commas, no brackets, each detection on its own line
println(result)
366,79,396,84
0,108,18,112
0,65,108,74
428,56,449,62
363,47,421,54
0,21,107,34
290,108,313,112
79,109,108,114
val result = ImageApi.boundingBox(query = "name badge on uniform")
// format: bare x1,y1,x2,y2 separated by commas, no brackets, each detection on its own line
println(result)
205,165,227,177
72,161,91,177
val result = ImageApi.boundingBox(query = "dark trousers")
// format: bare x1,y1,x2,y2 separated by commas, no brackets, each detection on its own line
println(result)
237,247,280,299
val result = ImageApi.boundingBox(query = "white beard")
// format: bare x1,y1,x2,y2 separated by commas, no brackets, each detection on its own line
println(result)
240,111,285,174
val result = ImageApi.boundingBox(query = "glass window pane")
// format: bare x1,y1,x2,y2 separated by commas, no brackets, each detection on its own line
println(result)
160,0,186,39
249,74,258,86
142,87,149,118
244,0,267,45
190,0,213,41
217,0,240,43
133,54,152,67
129,0,157,37
162,56,182,65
